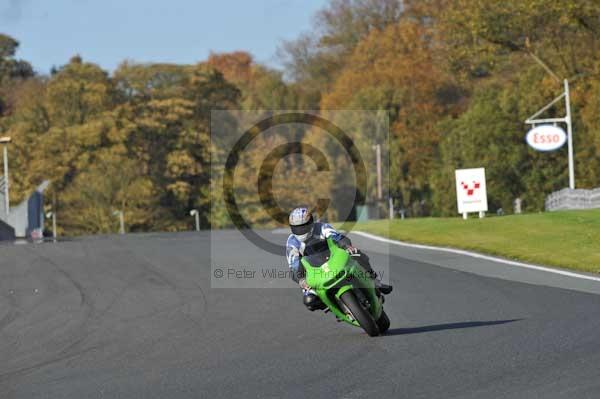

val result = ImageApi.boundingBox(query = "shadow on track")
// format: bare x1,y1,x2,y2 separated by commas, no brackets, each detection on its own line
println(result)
384,319,522,336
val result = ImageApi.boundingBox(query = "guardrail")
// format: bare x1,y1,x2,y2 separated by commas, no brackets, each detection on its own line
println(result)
545,188,600,211
0,218,15,240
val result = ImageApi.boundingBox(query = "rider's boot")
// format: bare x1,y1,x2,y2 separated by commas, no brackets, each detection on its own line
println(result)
353,252,393,295
303,289,327,311
369,271,393,295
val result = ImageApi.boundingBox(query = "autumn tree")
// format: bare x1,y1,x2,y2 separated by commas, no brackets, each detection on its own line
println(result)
279,0,404,98
321,17,462,213
113,62,240,230
0,34,34,116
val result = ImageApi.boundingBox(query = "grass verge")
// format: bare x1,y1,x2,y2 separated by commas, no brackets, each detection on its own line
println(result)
352,209,600,274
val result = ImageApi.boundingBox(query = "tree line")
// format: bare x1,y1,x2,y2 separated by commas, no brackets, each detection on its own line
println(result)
1,0,600,234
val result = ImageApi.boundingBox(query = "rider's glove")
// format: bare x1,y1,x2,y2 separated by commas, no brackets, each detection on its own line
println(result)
299,278,310,290
345,245,359,256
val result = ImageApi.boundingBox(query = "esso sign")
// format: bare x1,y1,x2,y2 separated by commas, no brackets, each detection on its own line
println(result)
526,125,567,151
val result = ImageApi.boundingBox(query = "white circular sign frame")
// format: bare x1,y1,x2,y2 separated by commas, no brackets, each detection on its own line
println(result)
525,125,567,152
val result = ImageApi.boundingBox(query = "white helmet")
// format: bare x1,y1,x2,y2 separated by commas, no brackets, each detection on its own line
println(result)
289,207,314,242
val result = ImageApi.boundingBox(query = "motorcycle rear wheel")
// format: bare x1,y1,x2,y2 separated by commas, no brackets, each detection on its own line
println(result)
340,291,380,337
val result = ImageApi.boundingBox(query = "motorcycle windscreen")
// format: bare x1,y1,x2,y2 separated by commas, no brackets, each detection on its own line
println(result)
303,239,331,267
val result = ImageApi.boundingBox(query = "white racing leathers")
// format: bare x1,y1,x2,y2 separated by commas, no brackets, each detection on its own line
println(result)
285,222,351,283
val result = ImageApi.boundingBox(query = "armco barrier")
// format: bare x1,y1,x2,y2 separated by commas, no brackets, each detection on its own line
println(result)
0,218,15,241
545,188,600,211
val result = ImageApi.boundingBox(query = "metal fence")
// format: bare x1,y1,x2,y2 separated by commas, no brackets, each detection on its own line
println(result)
0,218,14,240
545,187,600,211
0,180,49,239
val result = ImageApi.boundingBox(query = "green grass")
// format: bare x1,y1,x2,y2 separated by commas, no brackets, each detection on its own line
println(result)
352,209,600,274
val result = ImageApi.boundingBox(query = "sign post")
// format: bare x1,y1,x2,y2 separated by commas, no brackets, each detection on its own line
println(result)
565,79,575,190
190,209,200,231
113,210,125,234
525,79,574,189
0,136,11,218
455,168,488,219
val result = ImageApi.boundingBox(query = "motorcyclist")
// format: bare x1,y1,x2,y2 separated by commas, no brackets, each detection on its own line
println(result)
286,207,392,311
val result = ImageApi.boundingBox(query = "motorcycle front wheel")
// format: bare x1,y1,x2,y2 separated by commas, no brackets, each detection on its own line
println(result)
340,290,380,337
376,310,390,334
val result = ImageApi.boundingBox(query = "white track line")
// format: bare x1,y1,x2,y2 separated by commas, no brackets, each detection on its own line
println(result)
353,231,600,283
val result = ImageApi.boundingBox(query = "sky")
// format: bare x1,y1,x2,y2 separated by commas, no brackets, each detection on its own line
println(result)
1,0,326,75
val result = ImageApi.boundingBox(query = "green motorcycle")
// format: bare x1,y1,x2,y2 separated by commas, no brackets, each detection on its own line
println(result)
301,238,390,336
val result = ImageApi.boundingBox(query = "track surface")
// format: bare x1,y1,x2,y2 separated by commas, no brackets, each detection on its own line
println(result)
2,230,600,398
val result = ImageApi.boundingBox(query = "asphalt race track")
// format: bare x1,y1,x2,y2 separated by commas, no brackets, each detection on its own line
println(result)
2,230,600,398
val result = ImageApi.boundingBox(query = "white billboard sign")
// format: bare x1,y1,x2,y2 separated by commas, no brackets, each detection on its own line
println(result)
525,125,567,152
455,168,488,217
